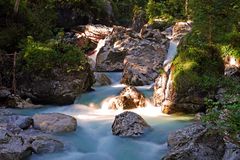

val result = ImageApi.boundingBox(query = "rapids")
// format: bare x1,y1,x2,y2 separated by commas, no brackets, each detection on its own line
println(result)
10,72,193,160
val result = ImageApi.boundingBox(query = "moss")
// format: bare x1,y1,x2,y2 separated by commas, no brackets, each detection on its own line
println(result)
173,40,224,93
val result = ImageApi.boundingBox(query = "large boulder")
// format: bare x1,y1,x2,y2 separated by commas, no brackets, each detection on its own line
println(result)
0,129,32,160
94,25,168,79
163,124,225,160
109,86,146,110
33,113,77,133
17,64,94,105
112,111,150,137
121,43,166,85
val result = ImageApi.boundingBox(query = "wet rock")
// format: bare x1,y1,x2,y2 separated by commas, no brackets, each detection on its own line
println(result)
112,111,150,137
95,25,168,75
5,95,33,108
163,124,225,160
94,72,112,86
121,44,166,85
18,64,94,105
110,86,146,110
7,115,33,130
0,89,11,100
19,129,64,154
0,129,32,160
132,9,146,33
223,141,240,160
31,137,63,154
172,21,192,41
74,24,113,43
33,113,77,133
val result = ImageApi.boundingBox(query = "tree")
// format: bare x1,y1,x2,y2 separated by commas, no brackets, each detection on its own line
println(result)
189,0,240,44
14,0,20,14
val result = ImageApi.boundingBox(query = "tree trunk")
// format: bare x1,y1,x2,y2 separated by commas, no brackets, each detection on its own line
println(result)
185,0,189,19
14,0,21,14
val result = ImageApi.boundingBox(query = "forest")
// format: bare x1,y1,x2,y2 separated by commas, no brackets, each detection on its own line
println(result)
0,0,239,160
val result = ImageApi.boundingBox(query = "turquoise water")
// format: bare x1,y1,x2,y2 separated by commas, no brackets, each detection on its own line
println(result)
11,72,193,160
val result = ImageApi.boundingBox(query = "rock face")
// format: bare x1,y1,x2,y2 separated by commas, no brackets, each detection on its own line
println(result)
121,43,166,85
33,113,77,133
153,69,205,114
109,86,146,110
163,124,225,160
153,22,208,114
17,64,94,105
112,111,150,137
92,25,167,85
94,72,112,86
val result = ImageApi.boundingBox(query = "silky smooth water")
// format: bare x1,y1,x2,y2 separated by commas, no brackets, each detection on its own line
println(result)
11,72,193,160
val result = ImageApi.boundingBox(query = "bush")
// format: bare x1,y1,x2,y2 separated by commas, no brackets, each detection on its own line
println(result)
173,42,224,93
203,78,240,142
19,36,87,73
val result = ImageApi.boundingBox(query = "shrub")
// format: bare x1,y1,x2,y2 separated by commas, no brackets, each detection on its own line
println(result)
173,42,224,93
19,36,87,73
203,78,240,143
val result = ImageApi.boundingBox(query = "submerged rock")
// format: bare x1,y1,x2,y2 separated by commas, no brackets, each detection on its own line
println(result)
33,113,77,133
19,129,64,154
110,86,146,110
94,72,112,86
112,111,150,137
163,124,225,160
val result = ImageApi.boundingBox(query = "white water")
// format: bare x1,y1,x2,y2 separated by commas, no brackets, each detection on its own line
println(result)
11,72,193,160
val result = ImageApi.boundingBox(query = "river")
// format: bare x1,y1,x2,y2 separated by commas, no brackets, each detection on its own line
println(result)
10,72,193,160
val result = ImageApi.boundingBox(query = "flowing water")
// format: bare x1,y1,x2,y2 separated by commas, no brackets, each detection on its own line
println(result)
11,72,193,160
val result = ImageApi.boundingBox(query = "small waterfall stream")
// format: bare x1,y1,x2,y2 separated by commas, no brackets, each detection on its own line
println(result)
9,22,193,160
10,72,193,160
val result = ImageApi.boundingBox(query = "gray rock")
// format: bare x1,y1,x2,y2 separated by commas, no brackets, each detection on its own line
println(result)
112,111,150,137
0,129,32,160
163,124,225,160
17,64,94,105
223,141,240,160
19,128,64,154
32,137,63,154
121,44,166,86
33,113,77,133
7,115,33,130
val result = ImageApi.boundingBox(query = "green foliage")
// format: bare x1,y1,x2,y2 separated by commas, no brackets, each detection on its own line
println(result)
173,42,224,93
202,76,240,142
19,36,87,73
189,0,240,44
